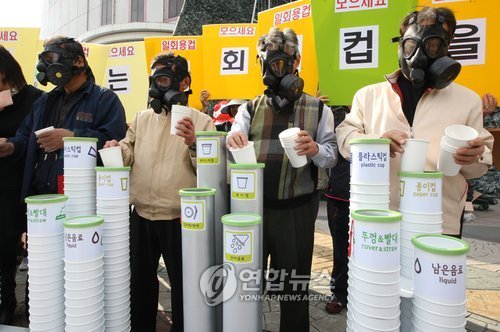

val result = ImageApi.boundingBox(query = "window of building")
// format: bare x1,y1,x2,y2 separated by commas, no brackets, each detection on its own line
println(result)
101,0,113,25
131,0,145,22
163,0,184,21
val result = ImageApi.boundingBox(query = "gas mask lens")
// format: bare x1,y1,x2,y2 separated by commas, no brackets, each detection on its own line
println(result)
40,50,61,64
154,75,172,90
402,36,445,59
269,58,288,78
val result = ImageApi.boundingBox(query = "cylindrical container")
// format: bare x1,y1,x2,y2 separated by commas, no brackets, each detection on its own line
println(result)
400,139,430,173
399,171,443,214
25,194,68,235
350,209,401,271
64,216,104,262
412,234,469,305
228,141,257,164
222,213,262,332
349,138,391,184
179,188,216,332
63,137,98,169
96,166,131,199
230,163,265,216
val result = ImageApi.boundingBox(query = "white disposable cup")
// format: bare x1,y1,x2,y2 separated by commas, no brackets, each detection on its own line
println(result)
28,241,64,252
98,212,130,222
65,282,104,299
67,195,97,204
413,294,466,316
399,171,443,213
348,270,400,294
400,209,443,223
103,232,129,244
28,293,64,307
64,255,104,271
25,194,68,236
96,205,129,214
348,293,400,317
103,281,130,294
96,197,129,207
65,293,104,308
29,286,64,299
64,167,95,175
29,314,65,328
412,301,466,326
34,126,55,137
348,281,400,307
103,222,130,233
283,146,307,168
28,249,64,261
103,255,129,267
63,137,98,169
29,300,64,315
349,138,391,184
350,200,389,211
412,235,469,304
64,182,96,190
400,139,430,172
65,311,104,327
170,105,192,135
413,311,466,332
28,264,64,278
348,259,400,283
28,232,64,244
99,146,124,167
351,303,400,331
402,220,443,233
64,266,103,280
438,139,462,176
278,127,301,145
104,271,131,285
105,299,130,313
105,320,131,331
104,241,130,251
350,183,390,193
229,141,257,164
104,245,130,257
350,191,390,203
104,309,130,322
64,174,96,183
65,272,104,289
444,124,478,148
66,202,96,211
96,167,131,199
65,302,104,316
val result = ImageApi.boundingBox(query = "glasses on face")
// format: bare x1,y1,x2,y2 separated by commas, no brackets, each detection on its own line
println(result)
402,36,446,59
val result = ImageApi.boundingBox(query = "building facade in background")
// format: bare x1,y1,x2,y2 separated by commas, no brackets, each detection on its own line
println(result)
41,0,184,43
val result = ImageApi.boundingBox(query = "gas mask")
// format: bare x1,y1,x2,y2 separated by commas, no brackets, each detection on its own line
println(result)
148,66,189,114
36,44,83,86
259,50,304,113
398,19,461,89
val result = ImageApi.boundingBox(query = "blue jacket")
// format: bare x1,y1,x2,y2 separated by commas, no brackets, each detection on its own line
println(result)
8,81,127,199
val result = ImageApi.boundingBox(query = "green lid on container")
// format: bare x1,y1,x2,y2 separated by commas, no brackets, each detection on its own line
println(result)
64,216,104,228
349,138,391,145
195,131,228,137
221,213,262,226
95,166,131,172
398,171,443,178
25,194,68,204
230,163,265,169
179,187,217,196
63,137,98,142
350,209,401,223
412,234,470,256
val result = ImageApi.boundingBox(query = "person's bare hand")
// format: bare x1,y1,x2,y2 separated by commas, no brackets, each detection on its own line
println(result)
381,130,408,157
227,131,248,149
175,117,196,146
295,130,319,157
454,137,485,165
482,93,497,116
104,140,120,148
0,137,15,158
200,90,210,112
36,128,74,152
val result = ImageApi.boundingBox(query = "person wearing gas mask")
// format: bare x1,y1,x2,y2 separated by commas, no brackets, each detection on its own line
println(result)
0,45,43,326
0,36,126,198
227,27,337,332
336,7,493,237
103,53,214,332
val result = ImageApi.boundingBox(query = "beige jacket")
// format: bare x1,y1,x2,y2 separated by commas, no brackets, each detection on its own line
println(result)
336,71,494,235
120,108,215,221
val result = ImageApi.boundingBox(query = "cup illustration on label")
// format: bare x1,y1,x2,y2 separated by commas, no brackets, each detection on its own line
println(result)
201,143,212,155
236,177,248,189
120,178,128,191
88,146,97,158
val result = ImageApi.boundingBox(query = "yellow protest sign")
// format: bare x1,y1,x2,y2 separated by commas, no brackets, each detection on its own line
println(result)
82,43,111,86
201,24,263,100
144,36,204,111
418,0,500,98
103,42,149,121
257,0,318,96
0,28,40,86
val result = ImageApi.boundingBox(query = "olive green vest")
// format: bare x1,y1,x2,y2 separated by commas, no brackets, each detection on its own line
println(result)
248,93,322,201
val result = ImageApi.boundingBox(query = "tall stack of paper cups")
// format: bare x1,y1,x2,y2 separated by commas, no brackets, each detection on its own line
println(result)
179,188,216,332
63,137,98,217
96,166,131,331
64,216,105,332
26,194,68,332
347,210,401,332
411,235,469,332
222,213,262,332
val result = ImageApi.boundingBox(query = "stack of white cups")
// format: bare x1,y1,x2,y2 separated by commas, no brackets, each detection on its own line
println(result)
64,216,105,332
278,127,307,168
349,138,392,211
26,194,68,332
63,137,98,217
96,166,131,331
438,125,478,176
411,235,469,332
346,210,402,332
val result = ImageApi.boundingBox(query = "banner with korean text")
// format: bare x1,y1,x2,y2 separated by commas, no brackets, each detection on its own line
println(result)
201,24,263,100
257,1,318,97
144,36,204,111
418,0,500,98
104,42,149,121
0,28,40,86
311,0,417,105
82,43,111,87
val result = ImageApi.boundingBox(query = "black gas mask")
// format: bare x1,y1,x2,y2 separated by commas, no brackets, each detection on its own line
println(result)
36,44,84,86
399,18,461,89
259,50,304,113
148,66,189,114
